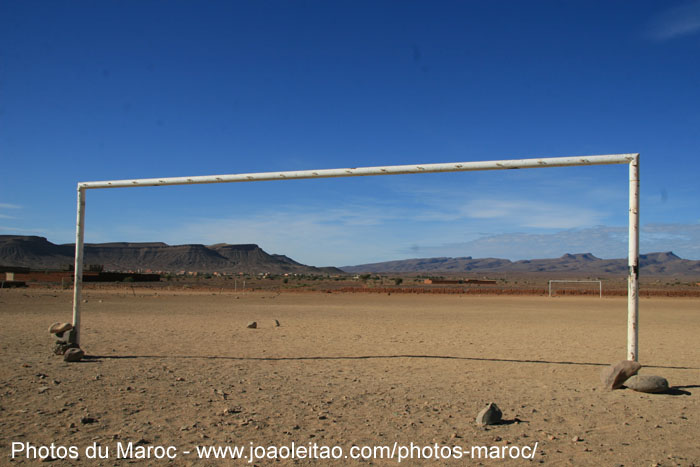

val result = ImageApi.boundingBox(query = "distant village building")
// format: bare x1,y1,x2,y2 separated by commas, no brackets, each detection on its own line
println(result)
424,278,497,285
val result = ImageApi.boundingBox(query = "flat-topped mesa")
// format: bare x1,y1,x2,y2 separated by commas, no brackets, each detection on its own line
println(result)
0,236,340,274
560,253,600,261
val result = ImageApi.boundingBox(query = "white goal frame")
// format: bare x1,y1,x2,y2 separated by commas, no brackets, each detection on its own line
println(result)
71,153,640,361
548,280,602,298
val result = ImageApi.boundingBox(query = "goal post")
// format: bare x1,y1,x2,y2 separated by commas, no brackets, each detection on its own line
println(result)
71,153,640,361
548,280,602,298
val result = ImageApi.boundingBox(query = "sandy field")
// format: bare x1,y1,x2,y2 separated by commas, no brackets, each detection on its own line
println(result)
0,288,698,466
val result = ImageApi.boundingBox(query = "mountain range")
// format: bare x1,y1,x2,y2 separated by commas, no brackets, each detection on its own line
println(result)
0,235,342,275
342,252,700,276
2,235,699,277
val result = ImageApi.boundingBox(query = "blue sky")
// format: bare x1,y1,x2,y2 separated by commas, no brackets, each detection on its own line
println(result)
1,1,699,266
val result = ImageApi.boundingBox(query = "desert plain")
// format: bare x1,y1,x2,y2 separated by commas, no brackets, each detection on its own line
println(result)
0,288,698,465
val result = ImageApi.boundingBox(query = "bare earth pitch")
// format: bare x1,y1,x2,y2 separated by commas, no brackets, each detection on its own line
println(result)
1,289,697,465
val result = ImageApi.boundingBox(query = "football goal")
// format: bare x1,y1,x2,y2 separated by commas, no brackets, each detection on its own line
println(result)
70,153,640,360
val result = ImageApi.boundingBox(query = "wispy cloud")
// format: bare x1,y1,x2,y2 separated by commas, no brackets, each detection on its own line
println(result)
0,226,47,234
409,199,607,229
647,1,700,40
0,203,21,220
385,174,619,229
460,199,605,229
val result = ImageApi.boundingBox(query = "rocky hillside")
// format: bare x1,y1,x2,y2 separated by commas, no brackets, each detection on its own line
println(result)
0,235,342,274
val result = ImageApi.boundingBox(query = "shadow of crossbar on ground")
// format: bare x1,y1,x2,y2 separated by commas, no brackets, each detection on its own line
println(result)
84,354,699,370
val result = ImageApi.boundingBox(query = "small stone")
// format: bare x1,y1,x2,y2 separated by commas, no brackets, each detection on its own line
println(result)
64,348,85,362
476,402,502,426
49,322,73,334
274,319,281,327
247,321,257,329
624,375,670,393
572,436,582,442
600,360,641,390
81,416,97,424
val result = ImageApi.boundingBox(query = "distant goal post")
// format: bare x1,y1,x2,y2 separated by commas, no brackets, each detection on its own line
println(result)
548,280,602,298
70,153,640,361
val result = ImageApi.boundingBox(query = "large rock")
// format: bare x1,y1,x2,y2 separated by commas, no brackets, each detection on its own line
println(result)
49,322,73,334
476,402,502,426
246,321,257,329
624,375,669,393
600,360,641,390
63,348,84,362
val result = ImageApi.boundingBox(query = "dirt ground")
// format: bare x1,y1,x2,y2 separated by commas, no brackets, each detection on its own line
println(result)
0,289,698,466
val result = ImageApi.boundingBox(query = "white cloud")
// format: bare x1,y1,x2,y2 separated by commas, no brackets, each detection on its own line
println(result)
0,226,47,234
460,199,605,229
0,203,21,220
647,1,700,40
